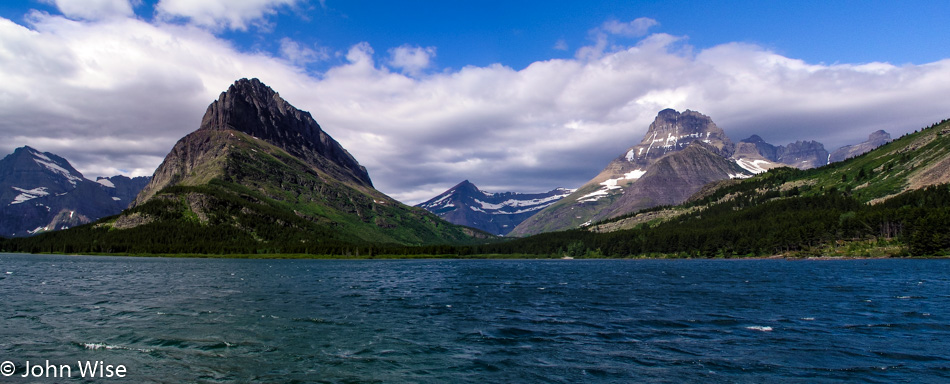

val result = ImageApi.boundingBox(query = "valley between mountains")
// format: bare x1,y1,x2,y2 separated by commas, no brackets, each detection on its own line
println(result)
2,78,948,258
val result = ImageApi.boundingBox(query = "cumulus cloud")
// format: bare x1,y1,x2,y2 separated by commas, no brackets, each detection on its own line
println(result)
1,13,948,205
0,12,309,178
46,0,134,20
577,17,660,60
155,0,300,31
387,45,436,76
279,37,329,65
602,18,659,37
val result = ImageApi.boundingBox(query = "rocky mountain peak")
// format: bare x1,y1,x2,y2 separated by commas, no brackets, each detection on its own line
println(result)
869,130,891,141
199,78,372,187
3,146,85,193
623,109,735,169
829,130,892,163
777,140,829,169
741,135,767,144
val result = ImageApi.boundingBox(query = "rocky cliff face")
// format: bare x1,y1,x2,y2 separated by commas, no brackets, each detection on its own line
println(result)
731,136,830,173
116,78,479,248
777,140,829,169
134,78,372,207
511,109,749,236
201,78,370,186
597,142,749,220
417,180,573,235
829,130,892,163
623,109,734,169
731,135,785,174
0,146,149,237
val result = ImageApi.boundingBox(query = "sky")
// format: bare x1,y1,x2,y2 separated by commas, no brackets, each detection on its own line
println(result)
1,0,949,204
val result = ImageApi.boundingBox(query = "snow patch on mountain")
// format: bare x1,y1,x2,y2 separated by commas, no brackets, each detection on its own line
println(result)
10,187,50,205
475,193,571,211
576,169,645,203
27,226,49,235
735,159,772,174
32,155,82,185
96,178,116,188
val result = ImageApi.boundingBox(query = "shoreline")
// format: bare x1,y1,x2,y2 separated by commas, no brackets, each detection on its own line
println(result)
2,252,945,261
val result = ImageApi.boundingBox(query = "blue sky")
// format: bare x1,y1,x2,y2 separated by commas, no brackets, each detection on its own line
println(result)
1,0,949,203
9,0,945,69
6,1,946,70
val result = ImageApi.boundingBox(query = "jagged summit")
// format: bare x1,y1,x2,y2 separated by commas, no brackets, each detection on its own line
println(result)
133,78,374,206
200,78,371,187
623,109,735,169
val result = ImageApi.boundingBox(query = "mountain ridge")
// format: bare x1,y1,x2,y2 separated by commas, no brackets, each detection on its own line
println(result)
416,180,573,235
0,146,149,237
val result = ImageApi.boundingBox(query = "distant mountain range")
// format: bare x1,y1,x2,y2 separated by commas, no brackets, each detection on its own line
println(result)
0,146,149,237
416,180,573,235
495,117,950,258
0,81,902,253
2,78,485,253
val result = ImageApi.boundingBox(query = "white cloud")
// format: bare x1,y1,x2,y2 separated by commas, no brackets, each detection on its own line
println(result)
0,12,309,177
577,18,660,60
47,0,134,20
154,0,299,31
602,18,659,37
279,37,329,65
553,39,568,51
388,45,436,76
1,12,949,206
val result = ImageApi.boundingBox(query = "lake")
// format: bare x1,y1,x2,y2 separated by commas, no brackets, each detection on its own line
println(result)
0,254,948,383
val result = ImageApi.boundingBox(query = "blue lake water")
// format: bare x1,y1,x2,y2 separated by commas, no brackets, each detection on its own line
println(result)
0,254,948,383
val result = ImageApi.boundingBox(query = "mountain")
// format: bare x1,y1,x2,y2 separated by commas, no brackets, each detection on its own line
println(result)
511,109,751,236
4,78,483,253
731,135,784,173
829,130,892,163
620,108,735,169
776,140,829,169
95,175,151,203
133,78,372,207
733,131,892,173
0,146,149,237
732,135,830,172
478,118,950,258
416,180,573,235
